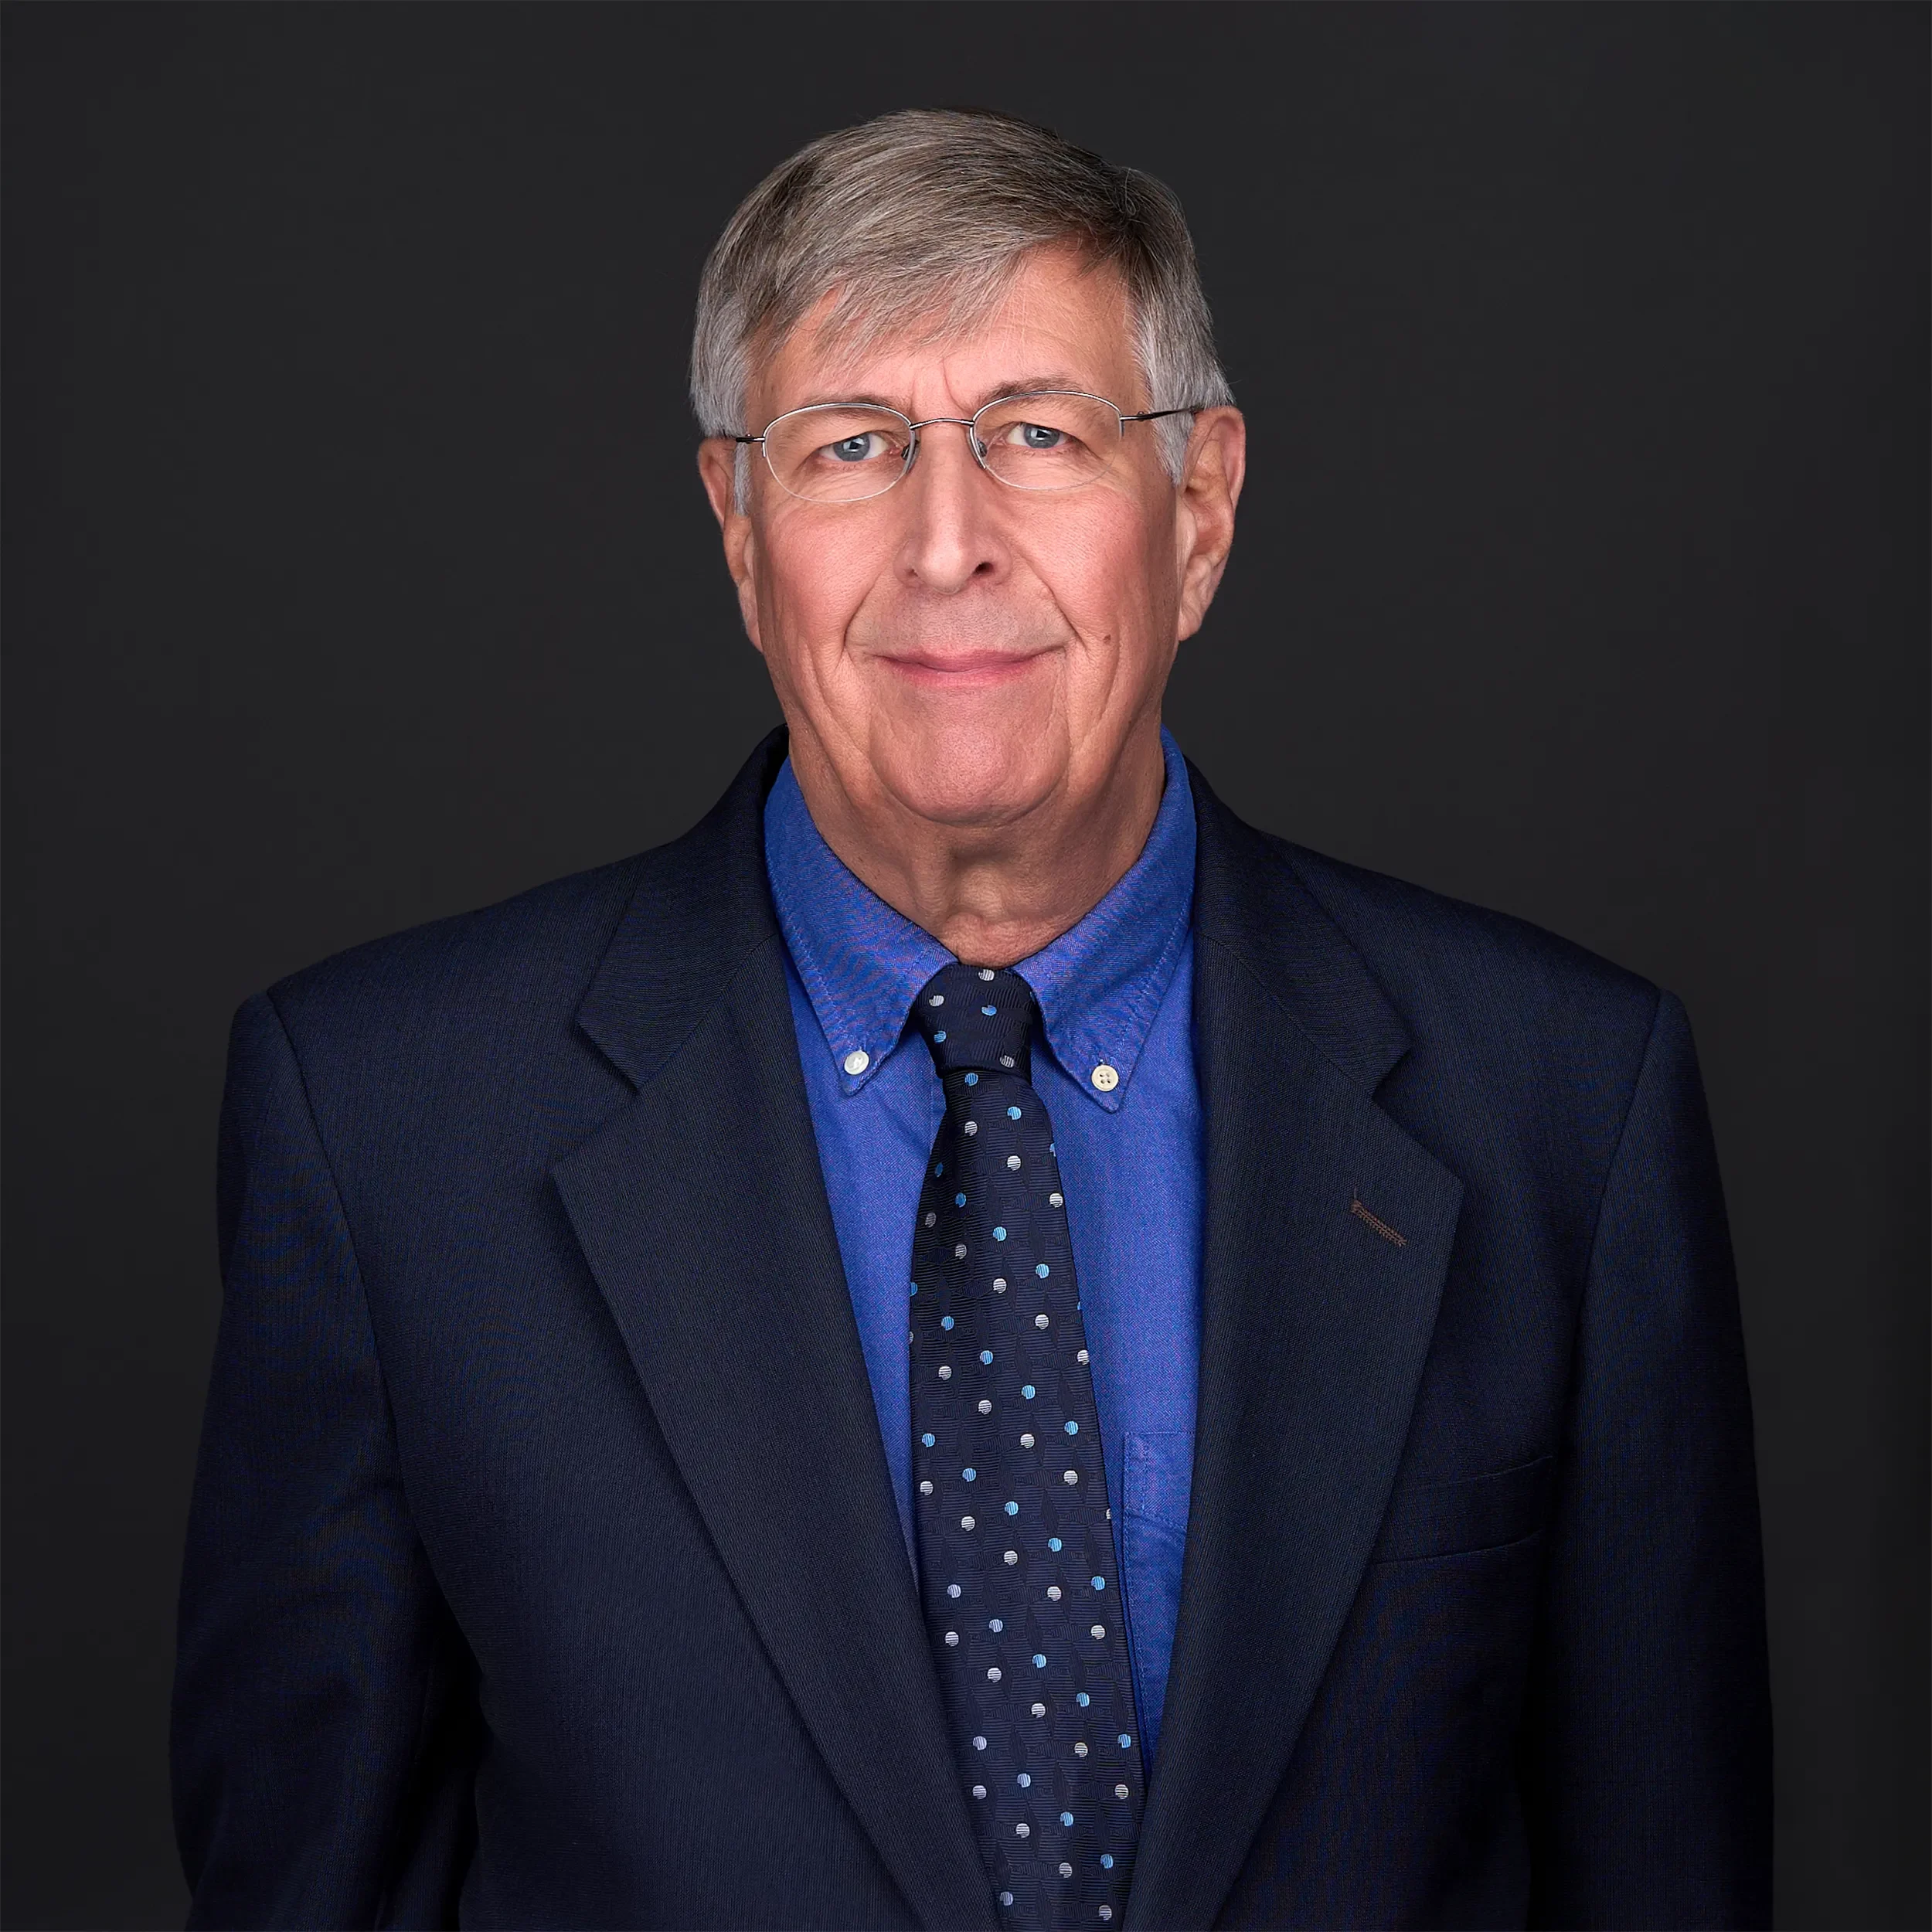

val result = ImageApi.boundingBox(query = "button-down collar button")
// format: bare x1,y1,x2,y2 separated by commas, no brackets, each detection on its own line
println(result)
1090,1063,1120,1092
843,1049,869,1076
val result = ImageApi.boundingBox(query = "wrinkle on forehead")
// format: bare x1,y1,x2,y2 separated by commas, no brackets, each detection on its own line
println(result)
766,244,1129,397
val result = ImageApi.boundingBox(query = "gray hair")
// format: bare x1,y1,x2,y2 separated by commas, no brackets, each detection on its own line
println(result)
690,109,1233,501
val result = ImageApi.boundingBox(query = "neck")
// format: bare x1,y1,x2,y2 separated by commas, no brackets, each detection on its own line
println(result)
786,726,1168,968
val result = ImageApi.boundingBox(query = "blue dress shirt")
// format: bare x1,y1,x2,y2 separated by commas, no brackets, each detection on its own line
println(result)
763,731,1202,1764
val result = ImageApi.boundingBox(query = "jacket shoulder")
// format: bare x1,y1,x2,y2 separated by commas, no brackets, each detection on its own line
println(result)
262,853,647,1056
1277,835,1662,1042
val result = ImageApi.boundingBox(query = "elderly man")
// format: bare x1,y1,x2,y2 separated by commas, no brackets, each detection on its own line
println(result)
173,111,1770,1929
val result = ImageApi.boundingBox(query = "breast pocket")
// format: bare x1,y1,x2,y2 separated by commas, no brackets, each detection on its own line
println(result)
1369,1454,1556,1564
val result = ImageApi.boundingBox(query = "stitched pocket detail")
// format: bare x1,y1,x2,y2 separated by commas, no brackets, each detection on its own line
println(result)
1369,1454,1555,1563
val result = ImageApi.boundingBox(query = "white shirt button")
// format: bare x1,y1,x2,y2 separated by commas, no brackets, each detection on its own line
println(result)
842,1049,869,1076
1090,1063,1119,1092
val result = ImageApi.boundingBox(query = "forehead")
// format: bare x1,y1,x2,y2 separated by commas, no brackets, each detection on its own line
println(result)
753,247,1143,415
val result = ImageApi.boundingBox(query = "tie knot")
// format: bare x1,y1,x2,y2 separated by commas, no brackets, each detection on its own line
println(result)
911,963,1036,1080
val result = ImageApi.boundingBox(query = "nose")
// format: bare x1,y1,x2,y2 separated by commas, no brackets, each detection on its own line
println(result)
893,419,1009,594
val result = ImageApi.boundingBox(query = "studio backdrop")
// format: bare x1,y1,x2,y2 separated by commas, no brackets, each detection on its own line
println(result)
4,5,1926,1927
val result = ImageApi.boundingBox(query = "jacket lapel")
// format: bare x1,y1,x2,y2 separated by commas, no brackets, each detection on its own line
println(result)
1126,774,1464,1932
552,733,996,1932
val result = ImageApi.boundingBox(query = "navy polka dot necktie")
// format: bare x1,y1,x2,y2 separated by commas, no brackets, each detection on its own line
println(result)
907,962,1142,1929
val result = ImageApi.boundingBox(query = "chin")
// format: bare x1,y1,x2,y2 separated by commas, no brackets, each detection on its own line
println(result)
874,714,1066,831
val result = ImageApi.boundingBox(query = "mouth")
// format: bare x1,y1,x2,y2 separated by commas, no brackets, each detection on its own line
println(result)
875,647,1055,689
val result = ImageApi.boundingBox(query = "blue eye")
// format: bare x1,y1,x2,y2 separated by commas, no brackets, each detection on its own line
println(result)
1017,422,1063,450
828,433,880,463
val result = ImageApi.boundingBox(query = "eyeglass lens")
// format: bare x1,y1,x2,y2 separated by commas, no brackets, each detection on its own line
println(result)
760,393,1127,503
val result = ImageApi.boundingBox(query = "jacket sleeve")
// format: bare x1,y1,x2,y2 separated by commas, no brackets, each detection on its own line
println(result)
172,994,478,1929
1523,990,1773,1928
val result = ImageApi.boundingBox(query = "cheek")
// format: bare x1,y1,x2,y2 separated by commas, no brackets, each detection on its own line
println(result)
1034,496,1176,643
757,515,881,654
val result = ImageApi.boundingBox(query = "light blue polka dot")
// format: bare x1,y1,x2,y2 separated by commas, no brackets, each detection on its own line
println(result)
1064,1420,1079,1435
980,1350,994,1365
941,1315,954,1330
1100,1852,1114,1869
1032,1653,1046,1668
982,1005,998,1017
1004,1500,1019,1515
1022,1385,1036,1400
1076,1689,1090,1706
1060,1811,1074,1828
1007,1105,1022,1120
955,1193,967,1207
990,1618,1004,1632
934,1030,947,1043
1117,1733,1132,1748
993,1226,1008,1241
1092,1577,1106,1590
1036,1264,1050,1278
964,1073,979,1086
920,1432,935,1447
1049,1536,1064,1553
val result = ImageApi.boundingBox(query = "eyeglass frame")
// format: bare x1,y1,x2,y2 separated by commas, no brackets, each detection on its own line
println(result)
730,390,1206,502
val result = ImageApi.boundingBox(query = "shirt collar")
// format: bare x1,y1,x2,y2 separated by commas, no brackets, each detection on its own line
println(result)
764,730,1196,1113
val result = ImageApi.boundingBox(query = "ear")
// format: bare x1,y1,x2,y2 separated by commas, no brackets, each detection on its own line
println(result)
1172,406,1247,643
697,438,765,653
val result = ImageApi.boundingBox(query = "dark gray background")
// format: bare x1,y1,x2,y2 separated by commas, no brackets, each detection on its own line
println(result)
5,5,1925,1926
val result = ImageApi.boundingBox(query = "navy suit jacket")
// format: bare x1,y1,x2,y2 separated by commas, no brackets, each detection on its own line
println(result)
173,733,1771,1929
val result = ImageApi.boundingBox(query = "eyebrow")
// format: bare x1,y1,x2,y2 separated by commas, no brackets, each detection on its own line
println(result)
785,375,1104,417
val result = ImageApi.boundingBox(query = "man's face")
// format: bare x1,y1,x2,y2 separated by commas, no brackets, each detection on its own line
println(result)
699,245,1242,838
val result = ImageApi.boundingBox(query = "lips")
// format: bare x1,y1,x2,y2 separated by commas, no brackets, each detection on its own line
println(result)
876,647,1054,685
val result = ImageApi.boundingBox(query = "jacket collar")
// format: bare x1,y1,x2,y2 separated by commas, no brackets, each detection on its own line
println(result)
1123,765,1461,1930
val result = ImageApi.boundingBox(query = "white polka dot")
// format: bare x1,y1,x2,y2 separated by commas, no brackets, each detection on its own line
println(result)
944,1631,959,1646
992,1277,1008,1291
947,1583,961,1597
1020,1433,1036,1448
1090,1063,1119,1092
1063,1470,1078,1485
1114,1784,1129,1800
1049,1192,1064,1208
973,1735,987,1749
1100,1908,1114,1922
1032,1702,1046,1717
1004,1549,1019,1565
999,1893,1013,1908
1091,1624,1106,1638
843,1049,869,1076
923,1212,936,1227
919,1481,934,1495
1046,1585,1062,1600
1000,1054,1015,1068
978,968,995,981
1077,1349,1090,1365
963,1121,978,1137
1017,1772,1032,1787
1073,1741,1088,1757
961,1515,975,1529
937,1366,951,1379
954,1243,968,1259
930,995,946,1006
1007,1155,1022,1169
1060,1861,1074,1877
988,1667,1001,1681
972,1783,986,1798
1036,1314,1050,1328
1015,1823,1030,1838
978,1399,992,1414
